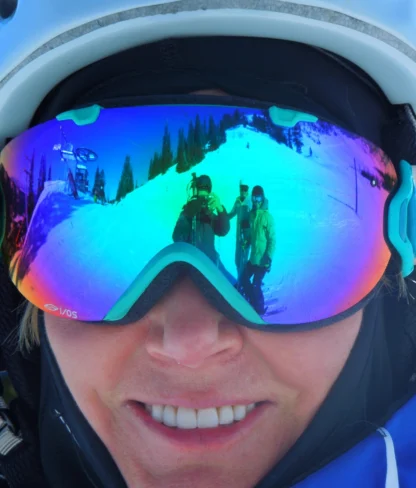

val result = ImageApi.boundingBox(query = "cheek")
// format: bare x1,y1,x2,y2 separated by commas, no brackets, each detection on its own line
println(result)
43,315,148,402
246,312,362,404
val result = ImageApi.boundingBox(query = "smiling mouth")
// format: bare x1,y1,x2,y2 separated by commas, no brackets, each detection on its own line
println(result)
135,402,264,429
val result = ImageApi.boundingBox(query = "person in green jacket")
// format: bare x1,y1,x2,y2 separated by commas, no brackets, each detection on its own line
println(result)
228,183,251,285
241,185,276,315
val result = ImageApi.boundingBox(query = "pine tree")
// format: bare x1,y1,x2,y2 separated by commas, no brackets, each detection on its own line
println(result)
126,158,134,194
186,121,195,166
176,128,190,173
100,169,106,186
203,119,208,148
99,169,106,201
233,109,243,126
47,165,52,181
154,152,162,177
92,167,100,194
252,114,267,133
207,116,219,151
221,113,234,131
219,119,227,145
161,125,173,174
292,124,304,154
272,125,287,145
193,115,204,165
37,154,47,199
116,156,135,201
116,166,125,202
27,151,35,219
92,167,106,201
286,127,293,150
148,156,155,180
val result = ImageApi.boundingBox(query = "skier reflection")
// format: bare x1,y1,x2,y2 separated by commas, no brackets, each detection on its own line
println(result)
228,183,251,286
173,175,234,282
241,185,276,315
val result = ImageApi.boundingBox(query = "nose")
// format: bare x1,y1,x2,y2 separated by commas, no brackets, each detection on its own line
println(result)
144,277,244,368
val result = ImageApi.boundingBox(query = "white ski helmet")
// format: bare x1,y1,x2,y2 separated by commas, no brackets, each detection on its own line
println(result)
0,0,416,145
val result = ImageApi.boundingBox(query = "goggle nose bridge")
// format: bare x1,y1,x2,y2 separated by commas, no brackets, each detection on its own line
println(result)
103,243,262,324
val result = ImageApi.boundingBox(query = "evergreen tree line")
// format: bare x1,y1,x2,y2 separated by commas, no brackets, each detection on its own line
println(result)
250,111,305,154
148,109,248,180
115,108,310,203
251,114,365,155
0,166,29,259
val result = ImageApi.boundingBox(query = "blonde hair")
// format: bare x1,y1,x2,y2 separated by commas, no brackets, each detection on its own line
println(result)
18,273,410,352
19,302,40,352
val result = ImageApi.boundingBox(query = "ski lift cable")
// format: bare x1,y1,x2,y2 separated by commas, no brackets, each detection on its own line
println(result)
60,125,68,144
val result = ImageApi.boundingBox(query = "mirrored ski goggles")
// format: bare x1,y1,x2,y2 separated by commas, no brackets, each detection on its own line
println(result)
0,100,403,328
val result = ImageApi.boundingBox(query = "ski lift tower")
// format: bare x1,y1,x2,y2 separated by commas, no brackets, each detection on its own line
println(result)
54,128,98,198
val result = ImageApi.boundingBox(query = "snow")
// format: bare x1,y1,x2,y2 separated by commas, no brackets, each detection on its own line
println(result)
22,180,66,246
16,122,394,325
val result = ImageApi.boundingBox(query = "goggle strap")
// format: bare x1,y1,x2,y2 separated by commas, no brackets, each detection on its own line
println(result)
409,173,416,260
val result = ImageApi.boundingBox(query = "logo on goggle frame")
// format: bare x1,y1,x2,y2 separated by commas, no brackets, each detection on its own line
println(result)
44,304,78,319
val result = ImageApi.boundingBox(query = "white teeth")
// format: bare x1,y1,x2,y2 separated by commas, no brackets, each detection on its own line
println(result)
151,405,163,423
218,405,234,425
163,405,177,427
144,403,256,429
197,408,219,428
233,405,247,421
177,407,197,429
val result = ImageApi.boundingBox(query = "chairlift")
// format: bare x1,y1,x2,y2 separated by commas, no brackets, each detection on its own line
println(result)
60,142,76,162
59,143,98,164
75,148,98,163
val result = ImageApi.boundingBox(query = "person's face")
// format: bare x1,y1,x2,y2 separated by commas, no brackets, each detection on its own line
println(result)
197,189,209,198
43,89,362,488
44,277,362,488
252,194,263,208
240,188,248,199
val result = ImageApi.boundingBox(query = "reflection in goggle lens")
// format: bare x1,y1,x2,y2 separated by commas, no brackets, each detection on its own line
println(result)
0,103,397,327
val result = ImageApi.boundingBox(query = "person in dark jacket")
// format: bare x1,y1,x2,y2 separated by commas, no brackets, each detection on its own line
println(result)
173,175,231,273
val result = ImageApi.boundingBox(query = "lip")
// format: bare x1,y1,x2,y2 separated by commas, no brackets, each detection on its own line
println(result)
124,401,271,450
